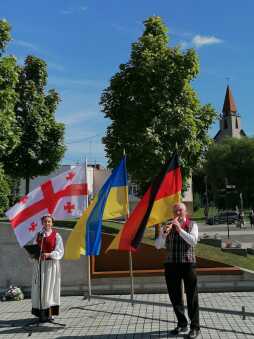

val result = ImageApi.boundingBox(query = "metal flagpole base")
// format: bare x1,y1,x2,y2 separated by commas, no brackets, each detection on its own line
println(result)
24,317,66,327
23,317,65,336
47,318,66,327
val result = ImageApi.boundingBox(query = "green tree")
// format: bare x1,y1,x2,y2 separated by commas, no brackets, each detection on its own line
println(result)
0,19,11,55
193,192,202,212
2,55,65,194
205,137,254,209
192,168,213,212
0,19,20,211
0,19,20,159
0,165,10,214
7,175,21,207
100,16,216,193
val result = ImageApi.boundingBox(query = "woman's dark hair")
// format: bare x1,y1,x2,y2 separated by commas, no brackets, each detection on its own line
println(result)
41,214,54,223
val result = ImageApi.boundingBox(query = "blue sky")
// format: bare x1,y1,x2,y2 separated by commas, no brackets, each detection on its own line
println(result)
1,0,254,166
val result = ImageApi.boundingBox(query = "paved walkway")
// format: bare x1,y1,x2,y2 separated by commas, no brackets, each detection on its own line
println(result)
198,224,254,249
0,292,254,338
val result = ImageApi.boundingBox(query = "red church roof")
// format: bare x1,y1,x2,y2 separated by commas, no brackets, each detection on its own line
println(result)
222,85,237,116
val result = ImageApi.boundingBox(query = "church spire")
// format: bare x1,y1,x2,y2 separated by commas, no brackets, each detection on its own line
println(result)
222,85,237,116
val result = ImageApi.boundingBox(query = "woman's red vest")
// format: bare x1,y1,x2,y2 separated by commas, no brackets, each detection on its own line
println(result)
37,229,57,254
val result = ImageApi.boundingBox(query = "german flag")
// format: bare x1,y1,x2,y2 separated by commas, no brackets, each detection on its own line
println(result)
107,153,182,252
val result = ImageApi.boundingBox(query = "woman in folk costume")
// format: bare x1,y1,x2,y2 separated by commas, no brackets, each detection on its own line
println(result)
31,214,64,322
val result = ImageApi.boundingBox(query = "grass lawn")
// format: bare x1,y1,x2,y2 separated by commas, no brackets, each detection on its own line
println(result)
196,243,254,271
192,207,218,220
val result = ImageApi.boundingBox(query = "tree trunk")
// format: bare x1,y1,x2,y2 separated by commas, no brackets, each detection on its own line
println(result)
25,176,30,195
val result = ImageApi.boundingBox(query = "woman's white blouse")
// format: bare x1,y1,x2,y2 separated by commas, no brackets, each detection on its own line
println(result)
50,233,64,260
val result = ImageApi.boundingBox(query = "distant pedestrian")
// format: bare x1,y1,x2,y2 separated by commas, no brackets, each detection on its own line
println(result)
239,210,245,228
249,209,254,228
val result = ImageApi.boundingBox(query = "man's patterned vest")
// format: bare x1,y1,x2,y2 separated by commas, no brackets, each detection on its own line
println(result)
165,219,196,263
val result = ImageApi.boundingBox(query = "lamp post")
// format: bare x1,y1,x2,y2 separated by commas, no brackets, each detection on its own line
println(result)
204,176,209,222
239,192,244,228
225,182,236,239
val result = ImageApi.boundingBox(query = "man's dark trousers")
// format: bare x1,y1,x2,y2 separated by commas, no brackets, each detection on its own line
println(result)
164,263,200,330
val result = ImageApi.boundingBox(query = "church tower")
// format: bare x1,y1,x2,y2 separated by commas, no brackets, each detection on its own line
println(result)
214,85,246,142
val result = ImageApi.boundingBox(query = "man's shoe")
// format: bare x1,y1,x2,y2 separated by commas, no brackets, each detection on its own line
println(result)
187,328,200,338
170,325,188,335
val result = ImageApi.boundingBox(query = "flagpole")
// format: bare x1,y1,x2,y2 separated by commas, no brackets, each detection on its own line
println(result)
129,250,134,306
128,210,135,306
123,150,135,306
84,157,92,302
87,255,92,302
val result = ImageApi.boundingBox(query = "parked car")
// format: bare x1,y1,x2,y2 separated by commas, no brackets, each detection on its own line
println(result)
206,211,238,225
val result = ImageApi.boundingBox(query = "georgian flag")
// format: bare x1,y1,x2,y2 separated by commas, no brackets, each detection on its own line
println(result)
6,166,88,247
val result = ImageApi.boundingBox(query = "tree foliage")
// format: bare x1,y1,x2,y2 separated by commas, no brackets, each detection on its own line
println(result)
0,19,21,210
193,192,202,212
100,16,217,193
204,137,254,209
0,165,10,214
0,19,11,55
0,19,20,159
2,55,66,193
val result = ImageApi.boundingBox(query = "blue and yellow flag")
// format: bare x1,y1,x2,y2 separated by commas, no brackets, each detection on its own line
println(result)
64,157,128,259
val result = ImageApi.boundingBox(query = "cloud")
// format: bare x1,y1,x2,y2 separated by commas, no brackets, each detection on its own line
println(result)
58,111,100,126
47,62,65,72
58,111,107,164
66,134,99,145
112,21,142,35
170,28,193,39
60,9,73,15
169,27,223,50
178,41,190,49
14,57,65,74
60,6,87,15
63,127,106,164
48,76,105,90
64,141,106,165
13,39,39,51
192,35,223,48
112,24,134,34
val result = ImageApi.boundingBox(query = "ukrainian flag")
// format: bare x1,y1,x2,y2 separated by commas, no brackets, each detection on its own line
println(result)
64,157,128,259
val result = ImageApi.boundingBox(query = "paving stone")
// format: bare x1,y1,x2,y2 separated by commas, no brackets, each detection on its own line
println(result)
0,292,254,338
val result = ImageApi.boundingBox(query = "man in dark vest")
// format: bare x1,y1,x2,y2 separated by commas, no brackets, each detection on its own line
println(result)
163,202,200,339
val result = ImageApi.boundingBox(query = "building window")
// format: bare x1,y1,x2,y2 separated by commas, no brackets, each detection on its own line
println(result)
235,118,239,129
224,119,228,129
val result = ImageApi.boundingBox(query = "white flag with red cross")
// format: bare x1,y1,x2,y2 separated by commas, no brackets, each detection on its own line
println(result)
6,165,88,247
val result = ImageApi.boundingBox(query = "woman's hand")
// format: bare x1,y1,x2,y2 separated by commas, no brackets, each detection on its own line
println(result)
41,253,51,260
